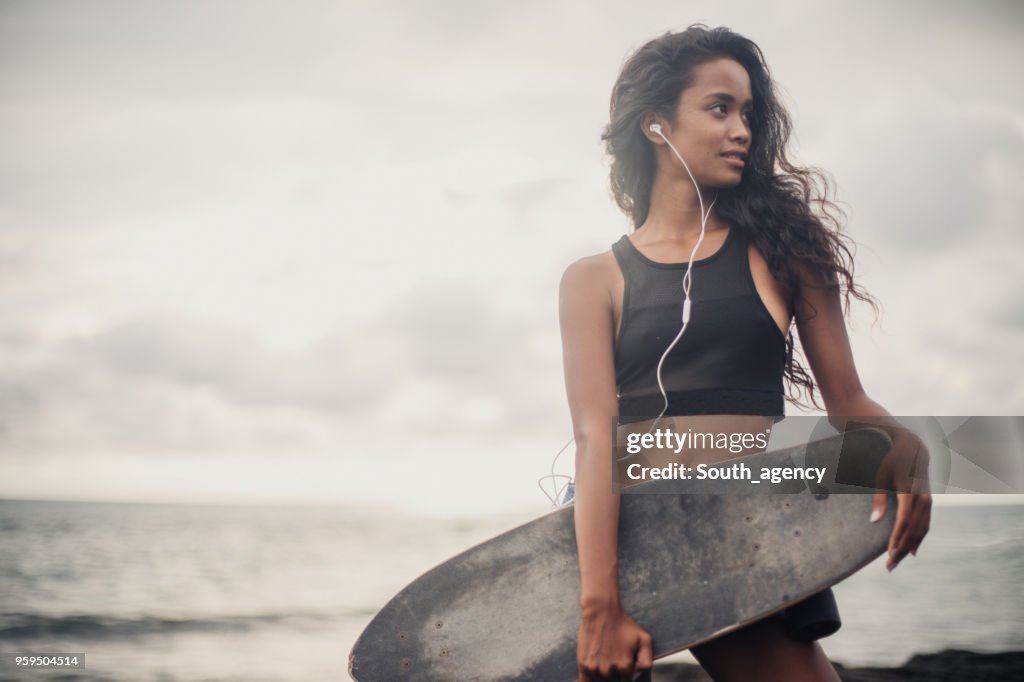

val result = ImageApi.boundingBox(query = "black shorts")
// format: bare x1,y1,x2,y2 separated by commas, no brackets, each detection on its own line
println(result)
781,587,841,642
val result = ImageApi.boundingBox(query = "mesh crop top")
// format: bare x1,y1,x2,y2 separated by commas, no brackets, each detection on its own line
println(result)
612,227,791,421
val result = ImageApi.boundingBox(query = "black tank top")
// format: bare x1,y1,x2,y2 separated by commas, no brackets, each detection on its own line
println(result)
612,227,790,420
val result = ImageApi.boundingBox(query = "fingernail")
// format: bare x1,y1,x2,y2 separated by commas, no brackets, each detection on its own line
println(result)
869,509,882,523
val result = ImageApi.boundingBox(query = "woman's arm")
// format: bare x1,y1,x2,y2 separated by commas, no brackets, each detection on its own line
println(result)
794,271,932,571
559,257,621,606
559,257,653,680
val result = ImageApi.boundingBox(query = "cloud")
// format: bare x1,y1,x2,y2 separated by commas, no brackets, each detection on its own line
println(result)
0,278,566,459
499,177,572,227
990,297,1024,332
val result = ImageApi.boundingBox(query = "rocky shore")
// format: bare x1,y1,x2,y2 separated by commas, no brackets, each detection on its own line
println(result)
651,649,1024,681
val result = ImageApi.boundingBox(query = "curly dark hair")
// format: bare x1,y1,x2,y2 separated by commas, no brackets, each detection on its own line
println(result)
601,24,879,410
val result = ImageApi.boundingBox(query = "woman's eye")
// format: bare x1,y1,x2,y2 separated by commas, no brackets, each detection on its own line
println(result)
712,103,753,124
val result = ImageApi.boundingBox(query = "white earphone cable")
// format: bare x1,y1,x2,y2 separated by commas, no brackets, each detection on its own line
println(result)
638,123,718,443
539,122,717,505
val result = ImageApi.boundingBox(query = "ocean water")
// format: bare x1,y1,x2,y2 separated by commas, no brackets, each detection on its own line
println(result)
0,499,1021,681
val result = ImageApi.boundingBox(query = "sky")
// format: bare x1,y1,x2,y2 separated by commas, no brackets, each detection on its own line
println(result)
1,0,1022,515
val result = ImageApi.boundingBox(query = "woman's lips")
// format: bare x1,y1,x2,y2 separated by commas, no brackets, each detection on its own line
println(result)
721,155,745,169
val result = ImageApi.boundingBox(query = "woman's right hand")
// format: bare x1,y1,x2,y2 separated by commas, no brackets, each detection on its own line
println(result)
577,603,653,681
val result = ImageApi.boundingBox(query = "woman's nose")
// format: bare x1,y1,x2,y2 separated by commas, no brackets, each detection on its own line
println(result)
730,119,750,143
729,114,753,142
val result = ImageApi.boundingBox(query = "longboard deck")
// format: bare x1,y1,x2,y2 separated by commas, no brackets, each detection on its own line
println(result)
349,429,895,681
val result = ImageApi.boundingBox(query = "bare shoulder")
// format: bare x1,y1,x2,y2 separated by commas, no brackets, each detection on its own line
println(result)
559,248,617,305
746,240,778,281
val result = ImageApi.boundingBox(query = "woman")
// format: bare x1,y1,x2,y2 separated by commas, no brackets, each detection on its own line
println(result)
558,26,932,682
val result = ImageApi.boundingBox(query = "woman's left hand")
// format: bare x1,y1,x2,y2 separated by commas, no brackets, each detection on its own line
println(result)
871,431,932,571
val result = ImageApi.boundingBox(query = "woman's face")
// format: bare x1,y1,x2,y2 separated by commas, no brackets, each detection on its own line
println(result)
648,57,754,189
